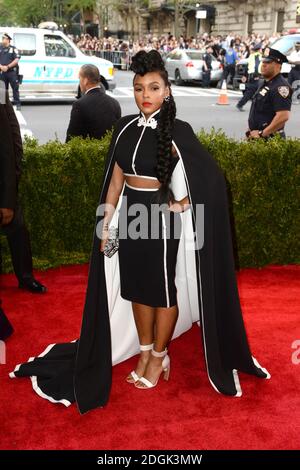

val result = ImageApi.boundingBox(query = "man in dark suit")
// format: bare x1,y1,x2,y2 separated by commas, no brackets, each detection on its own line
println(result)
66,64,121,142
0,90,47,293
0,89,15,339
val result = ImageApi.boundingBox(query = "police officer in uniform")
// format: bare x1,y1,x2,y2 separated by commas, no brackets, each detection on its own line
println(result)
0,33,21,110
202,45,214,88
247,48,292,140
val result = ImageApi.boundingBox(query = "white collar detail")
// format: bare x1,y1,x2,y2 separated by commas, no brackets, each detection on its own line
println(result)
85,86,101,94
137,108,160,129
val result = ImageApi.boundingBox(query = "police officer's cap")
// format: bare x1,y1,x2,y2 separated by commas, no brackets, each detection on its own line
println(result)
262,48,288,64
2,33,12,40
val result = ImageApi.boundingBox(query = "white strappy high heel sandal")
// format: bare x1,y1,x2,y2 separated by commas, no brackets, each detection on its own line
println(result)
134,348,170,389
126,343,154,383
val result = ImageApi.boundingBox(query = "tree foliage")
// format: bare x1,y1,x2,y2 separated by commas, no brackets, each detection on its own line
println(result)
0,0,55,27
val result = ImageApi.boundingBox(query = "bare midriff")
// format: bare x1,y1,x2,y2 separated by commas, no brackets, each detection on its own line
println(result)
124,175,161,189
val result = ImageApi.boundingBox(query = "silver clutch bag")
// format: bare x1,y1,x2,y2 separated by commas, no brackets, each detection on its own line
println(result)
103,226,119,258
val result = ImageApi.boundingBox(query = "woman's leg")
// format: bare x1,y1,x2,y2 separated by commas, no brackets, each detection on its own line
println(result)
127,302,155,379
135,304,179,387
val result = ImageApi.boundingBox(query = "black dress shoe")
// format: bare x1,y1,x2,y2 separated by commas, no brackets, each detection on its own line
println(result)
18,278,47,294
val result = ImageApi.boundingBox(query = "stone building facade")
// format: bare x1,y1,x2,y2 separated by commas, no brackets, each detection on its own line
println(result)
91,0,300,39
206,0,300,36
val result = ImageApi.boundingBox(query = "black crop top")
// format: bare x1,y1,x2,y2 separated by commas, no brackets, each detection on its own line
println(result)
115,110,179,180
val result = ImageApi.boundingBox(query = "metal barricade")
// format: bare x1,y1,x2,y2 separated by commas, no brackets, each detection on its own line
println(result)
79,49,133,70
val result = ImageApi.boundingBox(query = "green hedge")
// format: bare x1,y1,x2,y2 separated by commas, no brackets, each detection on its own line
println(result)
1,131,299,272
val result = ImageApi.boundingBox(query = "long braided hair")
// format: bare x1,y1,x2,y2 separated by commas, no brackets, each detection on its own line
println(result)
130,50,177,205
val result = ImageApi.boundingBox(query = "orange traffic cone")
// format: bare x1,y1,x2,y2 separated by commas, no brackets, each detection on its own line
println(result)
217,80,229,105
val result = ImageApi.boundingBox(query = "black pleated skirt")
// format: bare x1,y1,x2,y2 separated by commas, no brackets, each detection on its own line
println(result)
118,182,182,308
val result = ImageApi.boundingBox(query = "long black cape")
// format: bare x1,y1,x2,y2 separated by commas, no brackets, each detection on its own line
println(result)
9,116,270,414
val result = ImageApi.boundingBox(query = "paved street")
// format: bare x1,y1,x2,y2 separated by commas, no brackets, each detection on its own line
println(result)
15,70,300,143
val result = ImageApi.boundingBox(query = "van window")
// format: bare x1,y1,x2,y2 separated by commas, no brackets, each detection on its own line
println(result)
13,33,36,56
44,34,76,58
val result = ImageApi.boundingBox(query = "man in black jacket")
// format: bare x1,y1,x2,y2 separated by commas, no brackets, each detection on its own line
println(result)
66,64,121,142
0,89,15,340
0,90,46,293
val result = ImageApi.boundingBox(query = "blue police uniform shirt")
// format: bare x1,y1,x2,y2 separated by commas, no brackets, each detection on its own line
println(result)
248,73,292,131
0,45,21,68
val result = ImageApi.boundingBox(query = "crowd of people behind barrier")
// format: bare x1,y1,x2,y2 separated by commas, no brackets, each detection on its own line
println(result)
70,31,288,69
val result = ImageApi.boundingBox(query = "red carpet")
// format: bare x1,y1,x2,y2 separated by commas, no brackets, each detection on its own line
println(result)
0,264,299,450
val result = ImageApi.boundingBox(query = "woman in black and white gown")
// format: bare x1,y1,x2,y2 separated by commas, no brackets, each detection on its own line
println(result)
9,51,270,414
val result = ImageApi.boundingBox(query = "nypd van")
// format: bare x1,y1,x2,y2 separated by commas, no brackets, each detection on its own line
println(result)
0,26,116,98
